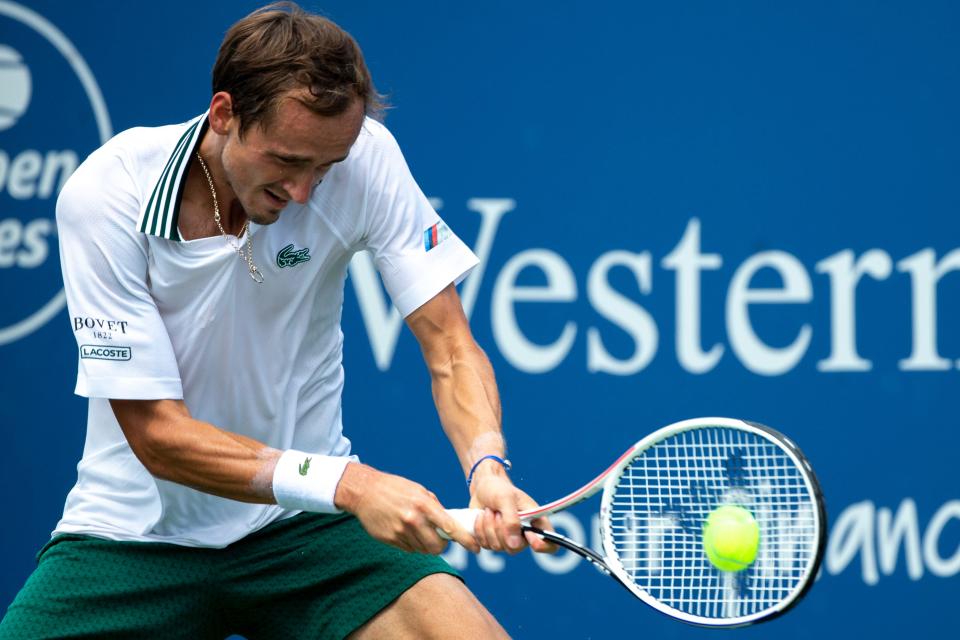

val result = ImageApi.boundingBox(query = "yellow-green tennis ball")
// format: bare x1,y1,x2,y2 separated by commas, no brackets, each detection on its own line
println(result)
702,505,760,572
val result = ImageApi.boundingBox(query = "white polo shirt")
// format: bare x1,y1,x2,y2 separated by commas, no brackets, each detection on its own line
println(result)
54,113,478,547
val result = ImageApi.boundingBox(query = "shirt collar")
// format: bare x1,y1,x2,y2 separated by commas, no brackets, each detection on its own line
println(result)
137,112,209,241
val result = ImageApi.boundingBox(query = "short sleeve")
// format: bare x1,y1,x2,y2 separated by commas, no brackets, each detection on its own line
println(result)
358,122,479,317
56,145,183,399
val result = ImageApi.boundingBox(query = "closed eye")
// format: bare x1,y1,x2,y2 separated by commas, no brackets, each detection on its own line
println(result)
268,152,349,173
273,154,306,165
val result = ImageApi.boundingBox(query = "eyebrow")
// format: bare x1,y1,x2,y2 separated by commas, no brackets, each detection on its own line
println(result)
271,152,349,165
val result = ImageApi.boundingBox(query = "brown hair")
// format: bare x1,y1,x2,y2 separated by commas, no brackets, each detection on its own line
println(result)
212,2,385,136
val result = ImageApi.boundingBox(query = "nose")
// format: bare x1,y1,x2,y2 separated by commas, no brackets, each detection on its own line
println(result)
284,174,313,204
284,167,328,204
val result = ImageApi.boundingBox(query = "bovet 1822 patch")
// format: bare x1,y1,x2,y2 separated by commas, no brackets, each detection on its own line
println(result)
80,344,132,361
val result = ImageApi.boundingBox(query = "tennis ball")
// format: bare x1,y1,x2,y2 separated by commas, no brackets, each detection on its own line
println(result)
0,46,32,131
702,505,760,572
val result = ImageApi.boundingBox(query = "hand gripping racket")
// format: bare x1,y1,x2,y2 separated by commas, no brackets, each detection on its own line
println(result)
445,417,827,628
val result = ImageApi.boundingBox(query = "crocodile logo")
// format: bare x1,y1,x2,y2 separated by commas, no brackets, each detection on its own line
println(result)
298,457,312,476
276,244,311,268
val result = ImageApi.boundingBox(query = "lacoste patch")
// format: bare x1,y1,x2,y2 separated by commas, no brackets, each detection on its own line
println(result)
80,345,132,361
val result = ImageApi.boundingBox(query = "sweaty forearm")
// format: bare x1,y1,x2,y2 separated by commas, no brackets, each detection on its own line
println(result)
429,341,505,477
139,420,281,503
111,399,281,503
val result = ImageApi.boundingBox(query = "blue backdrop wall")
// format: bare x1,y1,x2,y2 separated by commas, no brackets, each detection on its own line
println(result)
1,1,958,637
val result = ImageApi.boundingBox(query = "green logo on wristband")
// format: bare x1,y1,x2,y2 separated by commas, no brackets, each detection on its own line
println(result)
298,457,312,476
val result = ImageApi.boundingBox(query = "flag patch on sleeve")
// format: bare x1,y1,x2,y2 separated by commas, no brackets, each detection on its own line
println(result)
423,220,451,251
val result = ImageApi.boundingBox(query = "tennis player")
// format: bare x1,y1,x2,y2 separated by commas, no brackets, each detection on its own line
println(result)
0,3,551,638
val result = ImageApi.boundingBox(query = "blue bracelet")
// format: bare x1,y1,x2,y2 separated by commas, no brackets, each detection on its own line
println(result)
467,454,512,486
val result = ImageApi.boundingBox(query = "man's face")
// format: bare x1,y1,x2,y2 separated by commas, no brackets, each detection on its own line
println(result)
219,93,365,225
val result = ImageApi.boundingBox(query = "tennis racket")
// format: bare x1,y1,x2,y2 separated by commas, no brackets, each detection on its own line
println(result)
444,417,826,628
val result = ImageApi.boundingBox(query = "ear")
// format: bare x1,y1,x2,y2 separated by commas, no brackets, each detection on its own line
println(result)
208,92,236,136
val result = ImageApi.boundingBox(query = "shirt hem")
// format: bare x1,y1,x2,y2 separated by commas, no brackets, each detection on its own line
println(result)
76,376,184,399
51,508,303,549
392,238,480,317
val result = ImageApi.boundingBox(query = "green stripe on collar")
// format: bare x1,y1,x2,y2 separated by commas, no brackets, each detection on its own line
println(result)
137,112,208,241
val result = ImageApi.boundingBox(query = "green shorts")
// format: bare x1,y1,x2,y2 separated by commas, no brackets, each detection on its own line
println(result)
0,512,459,640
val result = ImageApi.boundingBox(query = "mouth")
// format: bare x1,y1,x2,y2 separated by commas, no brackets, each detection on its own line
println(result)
264,188,289,209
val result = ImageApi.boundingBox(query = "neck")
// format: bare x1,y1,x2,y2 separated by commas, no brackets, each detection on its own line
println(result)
195,132,246,234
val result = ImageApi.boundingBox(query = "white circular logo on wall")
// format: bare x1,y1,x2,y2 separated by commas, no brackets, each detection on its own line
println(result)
0,1,111,346
0,44,31,131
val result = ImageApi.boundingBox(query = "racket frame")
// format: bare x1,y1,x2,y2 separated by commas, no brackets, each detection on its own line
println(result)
596,417,827,627
446,417,826,628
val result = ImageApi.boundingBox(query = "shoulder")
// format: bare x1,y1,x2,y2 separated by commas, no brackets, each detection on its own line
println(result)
339,117,409,175
306,117,425,245
356,116,400,150
320,117,416,199
76,120,193,192
308,117,400,205
57,119,195,230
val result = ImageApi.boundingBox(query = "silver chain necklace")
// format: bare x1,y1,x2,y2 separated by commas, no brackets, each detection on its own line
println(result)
195,151,264,283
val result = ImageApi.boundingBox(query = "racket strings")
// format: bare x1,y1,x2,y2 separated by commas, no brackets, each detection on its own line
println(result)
607,426,817,621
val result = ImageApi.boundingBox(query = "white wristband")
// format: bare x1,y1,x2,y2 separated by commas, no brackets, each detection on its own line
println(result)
272,450,353,514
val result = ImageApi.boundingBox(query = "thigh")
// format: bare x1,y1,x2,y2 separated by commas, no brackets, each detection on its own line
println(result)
348,573,509,640
222,512,463,640
0,535,227,640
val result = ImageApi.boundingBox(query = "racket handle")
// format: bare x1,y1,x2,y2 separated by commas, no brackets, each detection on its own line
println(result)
438,508,483,539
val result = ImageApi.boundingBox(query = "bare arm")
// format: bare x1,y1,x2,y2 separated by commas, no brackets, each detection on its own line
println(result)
110,398,281,503
405,284,504,476
112,396,479,555
109,285,532,556
403,284,554,553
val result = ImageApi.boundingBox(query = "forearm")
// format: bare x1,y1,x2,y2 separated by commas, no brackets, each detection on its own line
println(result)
145,423,280,503
429,341,554,553
112,399,280,503
406,286,553,553
428,340,505,478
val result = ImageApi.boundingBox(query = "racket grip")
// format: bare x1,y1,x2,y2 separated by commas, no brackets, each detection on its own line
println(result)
438,508,483,539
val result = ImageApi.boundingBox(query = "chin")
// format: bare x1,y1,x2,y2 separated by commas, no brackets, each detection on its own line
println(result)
248,210,280,225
